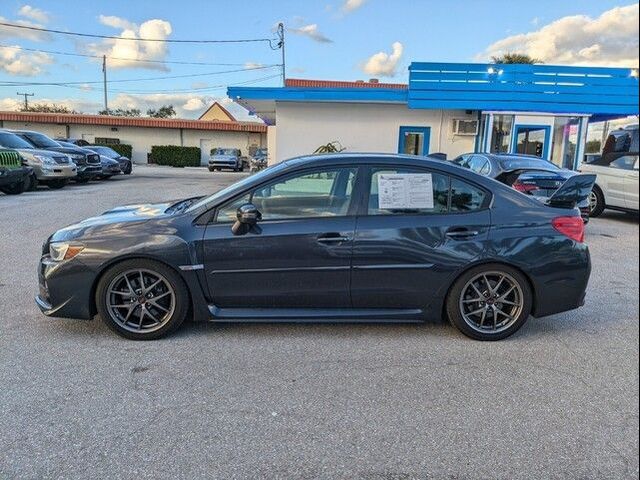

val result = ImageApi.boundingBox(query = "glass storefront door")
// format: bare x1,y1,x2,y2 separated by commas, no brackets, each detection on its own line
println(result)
512,125,551,159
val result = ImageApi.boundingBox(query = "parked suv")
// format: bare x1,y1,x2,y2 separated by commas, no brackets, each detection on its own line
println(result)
0,130,76,189
209,148,244,172
581,125,639,216
0,148,32,195
12,130,101,183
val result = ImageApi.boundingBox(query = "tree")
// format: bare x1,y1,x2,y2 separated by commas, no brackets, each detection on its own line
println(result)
491,53,542,64
99,108,142,117
147,105,176,118
21,103,78,114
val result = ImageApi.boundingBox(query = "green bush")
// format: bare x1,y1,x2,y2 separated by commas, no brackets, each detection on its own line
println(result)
151,145,201,167
95,143,132,159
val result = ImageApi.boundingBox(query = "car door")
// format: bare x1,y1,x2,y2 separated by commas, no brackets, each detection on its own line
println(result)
351,165,491,309
615,154,640,209
201,166,359,309
599,153,628,208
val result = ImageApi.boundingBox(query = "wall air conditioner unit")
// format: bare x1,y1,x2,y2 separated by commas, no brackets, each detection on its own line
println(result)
452,118,479,136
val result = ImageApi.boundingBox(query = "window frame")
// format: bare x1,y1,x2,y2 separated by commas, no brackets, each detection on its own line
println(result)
358,164,492,217
212,165,363,224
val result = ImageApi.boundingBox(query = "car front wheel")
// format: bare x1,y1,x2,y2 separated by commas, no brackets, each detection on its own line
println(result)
95,259,189,340
588,186,605,217
446,264,532,341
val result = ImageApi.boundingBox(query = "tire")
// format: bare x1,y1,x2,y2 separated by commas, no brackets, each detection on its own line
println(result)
95,259,189,340
208,167,214,172
0,180,26,195
588,186,605,218
446,263,532,341
27,174,38,191
124,164,132,175
47,179,68,190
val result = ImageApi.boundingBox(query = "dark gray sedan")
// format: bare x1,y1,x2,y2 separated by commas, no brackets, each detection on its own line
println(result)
36,154,594,341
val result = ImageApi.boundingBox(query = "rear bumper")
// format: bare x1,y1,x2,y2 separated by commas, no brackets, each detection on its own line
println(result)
531,244,591,318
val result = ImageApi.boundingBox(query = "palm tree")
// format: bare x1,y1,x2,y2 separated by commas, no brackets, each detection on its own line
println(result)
491,53,542,64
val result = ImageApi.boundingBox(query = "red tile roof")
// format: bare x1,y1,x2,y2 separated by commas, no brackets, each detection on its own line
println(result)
285,78,407,89
0,111,267,133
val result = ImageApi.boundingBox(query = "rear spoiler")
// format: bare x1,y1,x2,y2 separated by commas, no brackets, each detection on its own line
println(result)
546,174,596,209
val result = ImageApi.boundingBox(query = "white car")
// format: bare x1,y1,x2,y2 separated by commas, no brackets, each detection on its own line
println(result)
581,127,639,217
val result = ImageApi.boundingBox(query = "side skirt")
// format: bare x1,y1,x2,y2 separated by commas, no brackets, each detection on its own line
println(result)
207,305,425,323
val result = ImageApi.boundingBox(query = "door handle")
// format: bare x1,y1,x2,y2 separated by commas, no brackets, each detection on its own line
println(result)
317,233,351,243
445,229,479,239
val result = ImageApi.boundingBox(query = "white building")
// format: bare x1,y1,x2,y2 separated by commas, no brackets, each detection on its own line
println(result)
0,111,267,165
228,63,639,169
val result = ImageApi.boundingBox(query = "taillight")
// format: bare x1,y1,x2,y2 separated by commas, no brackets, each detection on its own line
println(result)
552,216,585,243
513,180,539,194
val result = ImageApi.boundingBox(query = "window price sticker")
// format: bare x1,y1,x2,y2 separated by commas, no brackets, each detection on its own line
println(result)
377,173,434,210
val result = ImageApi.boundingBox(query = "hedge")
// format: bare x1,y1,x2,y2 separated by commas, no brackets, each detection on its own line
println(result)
150,145,201,167
95,143,132,159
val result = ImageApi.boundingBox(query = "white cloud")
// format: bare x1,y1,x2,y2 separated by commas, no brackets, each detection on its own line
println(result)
478,4,639,67
18,5,50,23
530,17,540,26
342,0,367,14
361,41,403,77
244,62,264,69
83,16,173,71
0,16,50,41
0,46,53,76
289,24,332,43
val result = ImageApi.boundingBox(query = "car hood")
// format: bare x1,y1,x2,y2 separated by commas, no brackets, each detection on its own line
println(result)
50,201,177,242
100,156,119,166
43,146,86,155
16,147,66,159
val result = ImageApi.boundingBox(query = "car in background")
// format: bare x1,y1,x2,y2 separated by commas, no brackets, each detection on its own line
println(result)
97,155,122,179
11,130,101,184
250,148,268,172
452,153,591,222
209,148,244,172
581,125,639,217
85,145,132,174
0,148,32,195
0,130,76,189
56,138,90,147
36,153,594,342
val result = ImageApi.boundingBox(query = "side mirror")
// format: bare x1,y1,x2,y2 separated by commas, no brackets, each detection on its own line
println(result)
231,203,261,235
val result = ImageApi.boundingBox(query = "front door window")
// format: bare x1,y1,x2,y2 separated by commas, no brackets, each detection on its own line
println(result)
398,126,430,156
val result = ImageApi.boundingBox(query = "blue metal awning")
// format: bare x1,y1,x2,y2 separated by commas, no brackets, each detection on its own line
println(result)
408,62,639,116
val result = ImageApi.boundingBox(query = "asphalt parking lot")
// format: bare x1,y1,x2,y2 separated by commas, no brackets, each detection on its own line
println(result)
1,165,638,479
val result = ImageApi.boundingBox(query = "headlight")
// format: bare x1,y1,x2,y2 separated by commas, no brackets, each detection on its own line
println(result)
49,242,84,261
33,154,56,165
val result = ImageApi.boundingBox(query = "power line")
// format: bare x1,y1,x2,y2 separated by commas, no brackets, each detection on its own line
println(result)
0,43,275,67
16,92,34,110
108,74,283,94
0,65,280,87
0,21,278,45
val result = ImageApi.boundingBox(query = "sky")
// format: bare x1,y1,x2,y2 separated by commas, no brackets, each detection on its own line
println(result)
1,0,638,120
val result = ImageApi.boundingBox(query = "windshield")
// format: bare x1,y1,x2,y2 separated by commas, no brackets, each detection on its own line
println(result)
20,132,61,148
187,161,288,213
0,131,34,149
214,148,238,156
89,146,119,158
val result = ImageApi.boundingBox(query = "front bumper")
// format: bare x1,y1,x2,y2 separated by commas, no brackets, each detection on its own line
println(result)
37,254,95,320
0,166,31,186
77,165,102,179
101,166,122,176
33,164,77,180
209,160,239,169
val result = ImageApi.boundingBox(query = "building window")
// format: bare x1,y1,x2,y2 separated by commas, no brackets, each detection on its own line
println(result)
94,137,120,145
489,114,514,153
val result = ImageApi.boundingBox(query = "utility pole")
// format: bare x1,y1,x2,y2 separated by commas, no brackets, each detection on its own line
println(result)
277,23,285,86
16,92,34,111
102,55,108,114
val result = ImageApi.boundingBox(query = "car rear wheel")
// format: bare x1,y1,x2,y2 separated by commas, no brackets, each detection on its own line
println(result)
588,186,605,217
96,259,189,340
446,264,532,341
